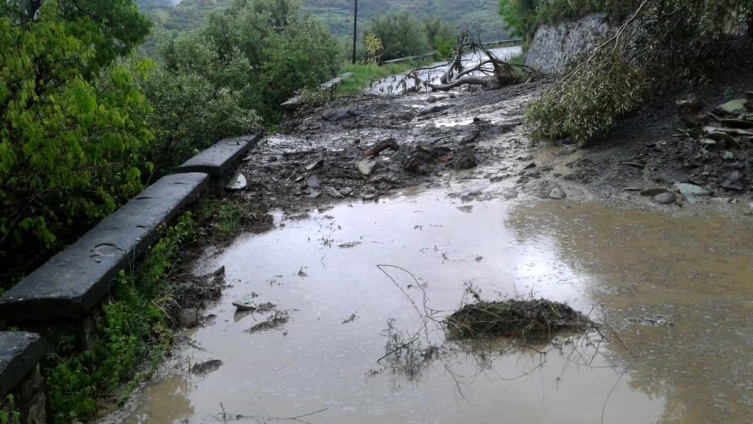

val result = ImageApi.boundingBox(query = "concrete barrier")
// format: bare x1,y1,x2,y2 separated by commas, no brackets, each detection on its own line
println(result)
0,332,48,424
177,134,262,182
0,173,209,322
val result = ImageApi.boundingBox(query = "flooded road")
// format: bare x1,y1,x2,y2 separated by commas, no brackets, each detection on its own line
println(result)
108,184,753,423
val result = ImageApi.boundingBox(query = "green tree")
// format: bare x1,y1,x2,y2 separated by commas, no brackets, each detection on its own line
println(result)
157,0,339,122
0,0,154,281
423,16,456,57
365,12,431,61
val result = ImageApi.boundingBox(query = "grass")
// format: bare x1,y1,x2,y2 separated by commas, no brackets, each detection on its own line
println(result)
336,61,429,94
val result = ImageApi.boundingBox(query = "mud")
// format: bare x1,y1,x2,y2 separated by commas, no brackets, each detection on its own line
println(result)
101,70,753,424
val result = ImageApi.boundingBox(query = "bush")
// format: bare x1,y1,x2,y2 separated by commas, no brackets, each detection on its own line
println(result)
365,12,431,61
157,0,340,123
526,52,646,143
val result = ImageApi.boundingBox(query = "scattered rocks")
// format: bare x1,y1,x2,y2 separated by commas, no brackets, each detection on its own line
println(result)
178,308,199,328
721,171,744,191
677,183,710,197
549,187,567,199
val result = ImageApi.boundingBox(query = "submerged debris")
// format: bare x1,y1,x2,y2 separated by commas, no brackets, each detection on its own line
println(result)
247,311,289,333
445,298,594,342
191,359,224,375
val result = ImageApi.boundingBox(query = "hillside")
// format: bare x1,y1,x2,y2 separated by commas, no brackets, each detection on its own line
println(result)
136,0,509,47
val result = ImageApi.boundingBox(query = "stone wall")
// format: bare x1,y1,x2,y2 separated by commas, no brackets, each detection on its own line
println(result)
525,13,609,75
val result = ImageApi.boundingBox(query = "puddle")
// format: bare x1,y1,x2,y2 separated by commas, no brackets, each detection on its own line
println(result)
109,189,753,424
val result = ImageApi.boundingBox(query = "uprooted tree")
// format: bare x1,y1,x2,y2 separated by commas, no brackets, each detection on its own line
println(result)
408,32,538,92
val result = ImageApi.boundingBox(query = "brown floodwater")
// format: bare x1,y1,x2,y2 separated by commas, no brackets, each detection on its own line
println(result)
106,185,753,424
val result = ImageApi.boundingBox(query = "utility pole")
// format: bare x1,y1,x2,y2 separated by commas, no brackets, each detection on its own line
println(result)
352,0,358,64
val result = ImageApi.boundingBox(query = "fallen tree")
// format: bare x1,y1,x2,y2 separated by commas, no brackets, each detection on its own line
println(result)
408,32,538,92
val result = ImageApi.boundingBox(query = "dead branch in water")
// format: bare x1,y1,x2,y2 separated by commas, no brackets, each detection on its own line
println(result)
407,31,538,92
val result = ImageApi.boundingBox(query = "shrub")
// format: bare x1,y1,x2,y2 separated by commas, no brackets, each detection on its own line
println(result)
365,12,431,61
526,52,646,143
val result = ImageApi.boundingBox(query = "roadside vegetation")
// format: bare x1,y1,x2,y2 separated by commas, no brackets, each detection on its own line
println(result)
336,62,429,94
0,0,339,290
499,0,753,143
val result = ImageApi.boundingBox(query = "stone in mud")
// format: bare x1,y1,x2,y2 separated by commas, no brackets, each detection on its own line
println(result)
306,175,321,189
226,173,247,191
640,187,668,196
324,186,345,199
678,183,710,197
191,359,223,375
457,129,481,145
178,308,199,328
653,192,676,205
340,187,353,196
322,107,356,122
721,171,744,191
723,151,735,160
362,192,379,201
449,148,477,170
357,160,378,176
418,104,452,116
305,159,324,171
717,99,748,115
549,187,567,200
307,191,321,199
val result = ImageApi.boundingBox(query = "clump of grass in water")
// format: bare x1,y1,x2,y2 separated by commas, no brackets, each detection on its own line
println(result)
445,298,593,342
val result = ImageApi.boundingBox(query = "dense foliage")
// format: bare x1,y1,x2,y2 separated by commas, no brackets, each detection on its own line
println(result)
155,0,339,123
0,0,153,281
364,13,430,61
521,0,753,143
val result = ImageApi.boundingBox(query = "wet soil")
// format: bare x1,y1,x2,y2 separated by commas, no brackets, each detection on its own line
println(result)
101,71,753,424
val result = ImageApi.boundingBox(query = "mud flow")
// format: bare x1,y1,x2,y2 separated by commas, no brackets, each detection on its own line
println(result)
103,186,753,424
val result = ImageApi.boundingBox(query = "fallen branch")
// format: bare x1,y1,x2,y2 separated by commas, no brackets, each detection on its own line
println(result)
364,138,400,158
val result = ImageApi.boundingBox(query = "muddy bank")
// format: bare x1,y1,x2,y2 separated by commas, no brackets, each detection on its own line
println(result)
237,71,753,219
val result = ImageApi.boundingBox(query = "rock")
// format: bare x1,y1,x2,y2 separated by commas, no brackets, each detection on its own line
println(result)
517,154,533,161
458,129,481,145
323,108,356,121
233,294,257,311
676,96,703,113
340,187,353,196
699,138,717,146
653,192,675,204
723,151,735,160
450,148,477,170
226,173,247,191
549,187,567,199
418,104,452,116
524,162,536,170
640,187,668,196
324,186,345,199
305,159,324,171
178,308,199,328
677,183,710,197
362,192,379,201
721,171,744,191
717,99,748,115
307,191,321,199
191,359,224,375
306,175,321,189
427,95,440,103
357,160,378,176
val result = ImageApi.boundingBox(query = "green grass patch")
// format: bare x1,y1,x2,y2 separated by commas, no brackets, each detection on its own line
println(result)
336,62,427,94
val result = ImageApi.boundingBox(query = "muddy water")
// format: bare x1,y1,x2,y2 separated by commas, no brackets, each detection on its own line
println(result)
113,188,753,424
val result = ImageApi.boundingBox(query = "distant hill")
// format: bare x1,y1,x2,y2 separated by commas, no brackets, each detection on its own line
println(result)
136,0,509,48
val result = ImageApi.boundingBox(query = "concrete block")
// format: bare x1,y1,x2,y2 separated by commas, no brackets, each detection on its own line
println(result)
0,332,47,399
0,173,209,321
177,134,262,178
